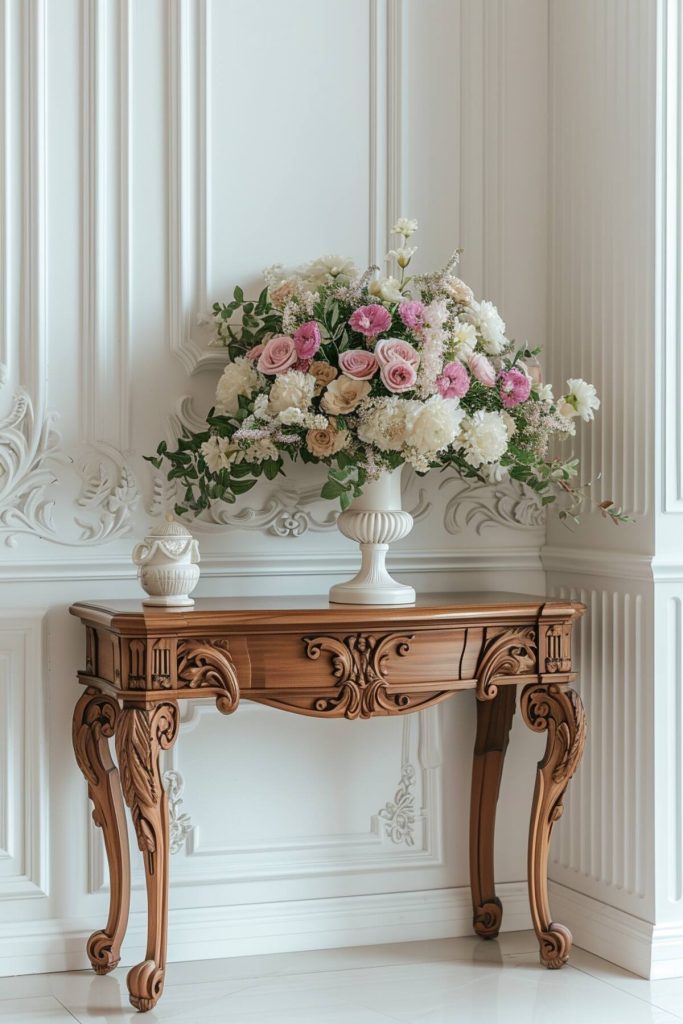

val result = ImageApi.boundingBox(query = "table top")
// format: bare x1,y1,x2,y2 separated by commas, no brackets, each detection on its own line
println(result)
70,593,585,635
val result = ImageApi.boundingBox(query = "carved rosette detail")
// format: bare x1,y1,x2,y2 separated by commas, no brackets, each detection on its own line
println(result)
474,627,537,700
115,702,179,873
303,632,414,719
176,638,240,714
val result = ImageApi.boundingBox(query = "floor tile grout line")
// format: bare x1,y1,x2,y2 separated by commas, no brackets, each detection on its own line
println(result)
566,960,683,1020
50,994,81,1023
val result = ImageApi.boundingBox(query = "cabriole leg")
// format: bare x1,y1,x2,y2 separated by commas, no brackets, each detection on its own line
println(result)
469,685,516,938
116,701,179,1012
72,688,130,975
521,682,587,968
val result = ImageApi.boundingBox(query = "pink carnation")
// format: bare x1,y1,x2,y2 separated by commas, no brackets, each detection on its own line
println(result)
498,367,531,408
381,359,417,393
293,358,312,373
399,300,425,331
292,321,321,360
375,337,420,369
257,334,297,375
349,304,392,338
468,352,496,387
338,349,379,380
436,360,470,399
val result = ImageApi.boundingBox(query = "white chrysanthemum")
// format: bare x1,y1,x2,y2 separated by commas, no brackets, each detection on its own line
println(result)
406,397,465,456
472,300,507,355
357,398,409,452
459,410,510,467
268,370,316,416
215,357,260,415
200,435,236,473
368,276,404,303
450,322,477,363
392,217,419,237
564,378,600,421
302,254,358,288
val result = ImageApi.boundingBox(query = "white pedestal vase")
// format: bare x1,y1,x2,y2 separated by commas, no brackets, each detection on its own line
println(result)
329,467,415,605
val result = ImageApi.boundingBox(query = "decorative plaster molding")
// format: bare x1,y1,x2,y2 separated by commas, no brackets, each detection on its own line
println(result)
378,762,416,847
163,769,194,856
440,475,545,533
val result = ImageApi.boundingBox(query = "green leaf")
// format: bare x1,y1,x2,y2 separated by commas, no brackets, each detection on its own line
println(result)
233,285,244,303
339,489,351,511
230,478,257,495
263,459,280,481
321,479,347,500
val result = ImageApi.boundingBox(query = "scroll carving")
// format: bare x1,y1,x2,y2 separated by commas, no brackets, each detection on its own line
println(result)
303,632,414,719
521,682,587,968
474,626,537,700
177,638,240,714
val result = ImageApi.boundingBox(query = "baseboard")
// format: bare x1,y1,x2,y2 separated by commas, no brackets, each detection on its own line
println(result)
0,882,532,977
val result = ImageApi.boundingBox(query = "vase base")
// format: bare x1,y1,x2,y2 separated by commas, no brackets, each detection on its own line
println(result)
142,595,195,607
329,580,416,606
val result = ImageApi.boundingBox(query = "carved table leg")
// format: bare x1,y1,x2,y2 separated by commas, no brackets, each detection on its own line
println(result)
72,688,130,975
521,683,587,968
469,686,516,939
116,701,179,1012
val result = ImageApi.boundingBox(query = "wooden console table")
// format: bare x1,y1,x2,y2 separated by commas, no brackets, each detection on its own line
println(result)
70,594,586,1013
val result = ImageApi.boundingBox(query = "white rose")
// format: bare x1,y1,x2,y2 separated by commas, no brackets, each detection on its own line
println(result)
321,376,371,415
472,300,507,355
406,397,465,456
200,435,236,473
268,370,316,416
459,410,510,467
215,357,260,414
564,378,600,422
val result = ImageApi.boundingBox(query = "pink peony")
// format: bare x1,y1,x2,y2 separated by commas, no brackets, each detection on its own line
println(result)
257,334,298,374
399,300,425,331
375,337,420,369
436,360,470,399
293,321,321,360
247,344,264,362
381,359,417,393
338,349,379,380
498,367,531,408
468,352,496,387
349,304,392,338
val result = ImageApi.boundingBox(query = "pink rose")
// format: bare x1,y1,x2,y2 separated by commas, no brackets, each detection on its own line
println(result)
468,352,496,387
338,349,379,380
375,337,420,369
293,321,321,360
349,304,392,338
436,360,470,399
381,359,417,393
399,301,425,331
247,344,264,361
257,334,297,375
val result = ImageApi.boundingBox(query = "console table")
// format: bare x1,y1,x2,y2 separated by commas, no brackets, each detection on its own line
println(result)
70,593,586,1013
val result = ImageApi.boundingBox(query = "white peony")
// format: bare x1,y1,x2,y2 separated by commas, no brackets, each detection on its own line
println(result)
392,217,419,237
357,398,409,452
450,322,477,363
302,254,358,288
215,357,260,415
564,378,600,421
368,276,404,303
200,435,237,473
406,397,465,456
268,370,316,416
472,300,507,355
459,410,510,467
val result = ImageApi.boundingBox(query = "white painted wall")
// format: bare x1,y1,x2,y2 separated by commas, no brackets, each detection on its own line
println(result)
0,0,551,975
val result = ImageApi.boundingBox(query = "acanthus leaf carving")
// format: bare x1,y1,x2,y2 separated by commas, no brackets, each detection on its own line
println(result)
440,474,545,534
303,632,414,719
475,626,537,701
176,638,240,714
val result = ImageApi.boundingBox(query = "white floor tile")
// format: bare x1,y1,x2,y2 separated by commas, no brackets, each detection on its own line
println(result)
0,996,77,1022
565,946,683,1019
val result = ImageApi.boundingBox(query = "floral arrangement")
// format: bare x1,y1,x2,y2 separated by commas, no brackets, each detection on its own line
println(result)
149,218,625,523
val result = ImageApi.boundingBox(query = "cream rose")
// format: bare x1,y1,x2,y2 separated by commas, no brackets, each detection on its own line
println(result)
309,361,338,391
321,376,371,415
305,426,349,458
268,370,316,415
443,276,474,305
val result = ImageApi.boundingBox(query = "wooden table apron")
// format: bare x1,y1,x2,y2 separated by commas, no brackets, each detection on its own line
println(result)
69,595,586,1014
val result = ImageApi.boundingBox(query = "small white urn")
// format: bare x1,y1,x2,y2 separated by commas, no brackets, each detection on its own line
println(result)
132,516,200,607
329,466,415,606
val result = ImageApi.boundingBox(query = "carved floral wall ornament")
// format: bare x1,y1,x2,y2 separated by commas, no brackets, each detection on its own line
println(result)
378,762,416,846
162,769,194,855
474,626,537,700
303,632,414,718
439,474,546,533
